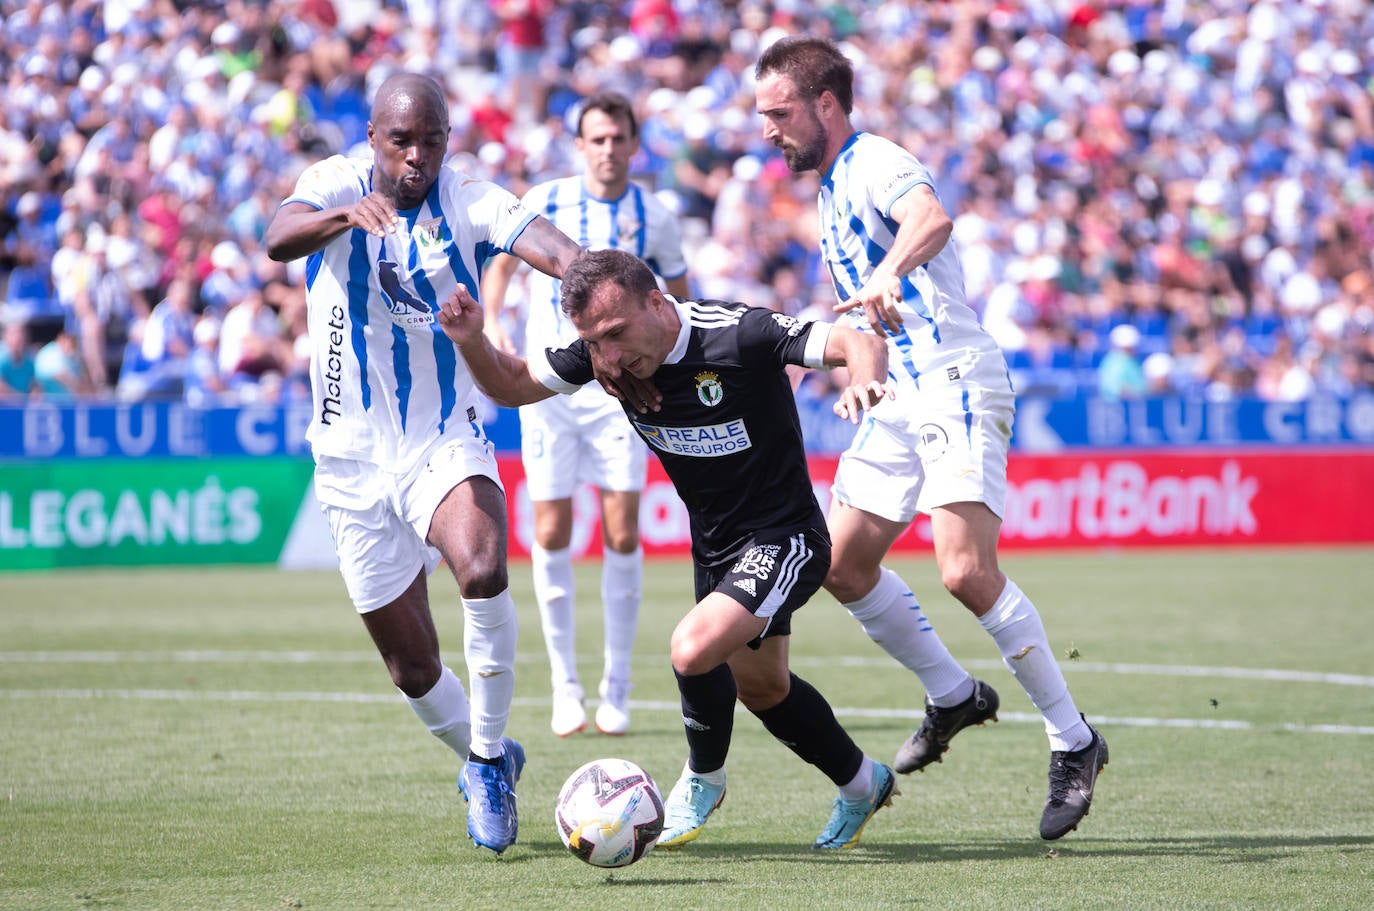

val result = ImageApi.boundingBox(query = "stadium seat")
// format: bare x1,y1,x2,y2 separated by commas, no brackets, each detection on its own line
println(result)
3,264,54,310
1,265,64,340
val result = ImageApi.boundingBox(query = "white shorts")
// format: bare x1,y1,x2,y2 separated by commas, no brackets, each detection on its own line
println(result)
314,432,504,613
519,389,646,501
832,378,1014,525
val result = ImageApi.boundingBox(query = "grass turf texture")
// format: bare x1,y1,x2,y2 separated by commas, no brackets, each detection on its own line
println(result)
2,548,1371,910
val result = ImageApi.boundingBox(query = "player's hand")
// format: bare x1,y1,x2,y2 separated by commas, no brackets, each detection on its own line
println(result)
833,380,894,424
437,284,484,347
591,350,662,414
835,271,905,338
347,192,401,237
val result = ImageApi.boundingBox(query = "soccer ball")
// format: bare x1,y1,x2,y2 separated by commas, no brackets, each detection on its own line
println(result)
554,758,665,868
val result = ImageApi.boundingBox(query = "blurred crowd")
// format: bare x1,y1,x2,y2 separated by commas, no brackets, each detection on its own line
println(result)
1,0,1372,406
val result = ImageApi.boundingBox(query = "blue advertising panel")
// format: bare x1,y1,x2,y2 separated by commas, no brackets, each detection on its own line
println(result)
3,394,1374,460
0,401,316,460
1010,394,1374,451
800,393,1374,452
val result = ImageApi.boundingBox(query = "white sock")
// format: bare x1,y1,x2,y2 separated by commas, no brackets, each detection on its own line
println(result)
532,544,579,688
404,664,471,759
463,589,518,759
601,545,642,688
844,567,973,707
838,755,875,800
683,760,726,786
977,578,1090,752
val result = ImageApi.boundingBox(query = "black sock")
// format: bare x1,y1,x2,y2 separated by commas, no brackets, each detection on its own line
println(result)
467,752,499,765
674,664,737,774
753,673,863,786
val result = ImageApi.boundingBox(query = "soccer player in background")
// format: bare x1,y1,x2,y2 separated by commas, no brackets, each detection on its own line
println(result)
480,92,691,738
754,36,1108,840
439,248,898,850
263,72,582,854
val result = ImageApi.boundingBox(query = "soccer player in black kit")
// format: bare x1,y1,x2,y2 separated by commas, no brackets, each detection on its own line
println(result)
439,248,899,850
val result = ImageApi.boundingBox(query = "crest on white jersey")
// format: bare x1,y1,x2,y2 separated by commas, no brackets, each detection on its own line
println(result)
415,217,444,248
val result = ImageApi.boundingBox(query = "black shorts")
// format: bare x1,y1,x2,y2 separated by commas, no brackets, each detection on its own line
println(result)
693,526,831,649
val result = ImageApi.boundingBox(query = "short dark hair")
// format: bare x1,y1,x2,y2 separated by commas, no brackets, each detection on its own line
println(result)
560,249,657,318
577,92,639,139
754,35,854,114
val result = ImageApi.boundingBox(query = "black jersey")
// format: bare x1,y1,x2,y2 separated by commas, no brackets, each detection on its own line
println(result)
536,298,834,566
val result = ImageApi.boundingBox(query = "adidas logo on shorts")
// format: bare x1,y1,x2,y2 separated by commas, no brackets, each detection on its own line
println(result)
734,578,757,596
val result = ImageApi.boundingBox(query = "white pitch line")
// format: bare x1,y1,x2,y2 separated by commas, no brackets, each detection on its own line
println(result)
0,650,385,664
2,689,1372,737
1039,660,1374,689
793,656,1374,689
2,650,1372,688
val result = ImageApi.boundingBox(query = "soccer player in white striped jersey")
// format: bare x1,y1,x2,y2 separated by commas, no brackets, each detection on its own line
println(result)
755,36,1108,840
264,73,583,854
480,93,691,738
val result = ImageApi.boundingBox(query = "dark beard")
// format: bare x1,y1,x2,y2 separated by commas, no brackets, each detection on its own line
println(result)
783,121,827,173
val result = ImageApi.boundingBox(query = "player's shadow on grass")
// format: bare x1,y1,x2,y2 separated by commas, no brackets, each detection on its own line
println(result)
1028,833,1374,862
609,833,1374,868
627,841,1051,866
597,874,733,886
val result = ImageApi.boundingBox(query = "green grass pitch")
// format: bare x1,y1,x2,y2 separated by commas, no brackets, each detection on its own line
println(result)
2,547,1372,910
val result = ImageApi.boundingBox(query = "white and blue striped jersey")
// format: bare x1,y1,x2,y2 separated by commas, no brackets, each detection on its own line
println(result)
285,154,536,471
819,131,1004,394
520,177,687,357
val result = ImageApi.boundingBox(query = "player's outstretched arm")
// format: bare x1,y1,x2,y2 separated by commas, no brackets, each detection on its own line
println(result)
834,184,952,338
264,195,401,262
509,215,583,281
823,323,894,423
438,284,555,408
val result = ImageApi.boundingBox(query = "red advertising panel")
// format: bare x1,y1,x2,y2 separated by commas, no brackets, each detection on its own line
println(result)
497,449,1374,558
997,449,1374,549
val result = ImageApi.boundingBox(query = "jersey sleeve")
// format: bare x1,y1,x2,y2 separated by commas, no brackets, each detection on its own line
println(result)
737,306,832,370
444,165,538,253
864,138,936,219
529,341,594,394
283,155,366,210
520,181,555,215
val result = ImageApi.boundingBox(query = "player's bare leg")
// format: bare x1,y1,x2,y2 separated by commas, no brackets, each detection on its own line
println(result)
361,569,473,759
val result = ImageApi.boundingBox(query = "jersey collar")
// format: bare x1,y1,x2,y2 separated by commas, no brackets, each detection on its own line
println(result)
663,295,692,365
581,180,631,204
821,131,864,186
